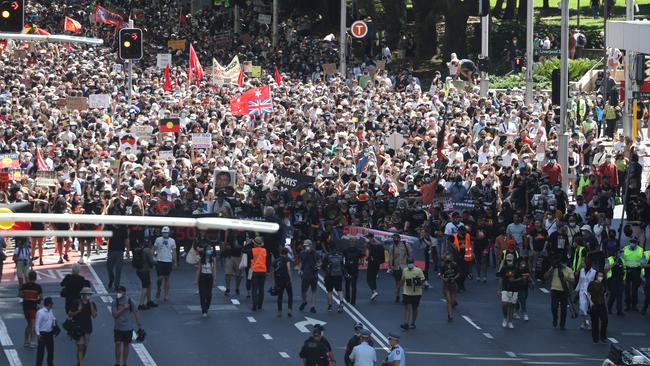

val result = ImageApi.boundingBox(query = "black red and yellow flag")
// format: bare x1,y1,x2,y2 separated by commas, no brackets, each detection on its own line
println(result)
0,202,32,231
159,118,180,133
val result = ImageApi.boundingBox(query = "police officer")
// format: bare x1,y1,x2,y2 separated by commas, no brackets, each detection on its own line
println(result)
383,333,405,366
622,239,643,311
299,326,329,366
349,329,376,366
344,323,374,366
604,249,625,316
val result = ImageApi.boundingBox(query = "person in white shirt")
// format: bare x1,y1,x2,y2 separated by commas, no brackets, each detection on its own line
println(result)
154,227,177,303
35,297,56,366
161,178,180,200
349,329,377,366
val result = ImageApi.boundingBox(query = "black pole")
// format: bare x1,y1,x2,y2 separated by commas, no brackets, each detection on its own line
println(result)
617,165,632,247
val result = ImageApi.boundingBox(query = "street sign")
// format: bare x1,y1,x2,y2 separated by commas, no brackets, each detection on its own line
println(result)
536,49,561,57
350,20,368,39
633,91,650,99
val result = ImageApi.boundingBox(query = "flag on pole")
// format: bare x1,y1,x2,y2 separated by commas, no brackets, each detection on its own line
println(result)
0,202,32,231
164,65,172,92
35,27,51,36
274,66,282,85
237,68,244,87
229,96,247,116
188,44,204,84
64,17,82,33
35,148,48,171
95,5,125,27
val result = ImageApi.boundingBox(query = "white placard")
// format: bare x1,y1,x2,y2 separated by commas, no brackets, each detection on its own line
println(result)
159,150,174,161
132,125,153,141
156,53,172,69
258,14,272,25
89,94,111,109
191,133,212,149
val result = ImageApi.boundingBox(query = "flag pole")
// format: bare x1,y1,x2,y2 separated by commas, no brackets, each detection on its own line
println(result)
127,19,134,104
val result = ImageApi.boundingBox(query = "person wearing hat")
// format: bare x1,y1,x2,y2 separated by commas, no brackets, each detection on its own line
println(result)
622,238,644,312
383,333,405,366
299,326,330,366
68,287,97,366
349,328,376,366
344,323,374,366
153,226,177,303
250,236,268,311
112,286,142,366
365,233,385,302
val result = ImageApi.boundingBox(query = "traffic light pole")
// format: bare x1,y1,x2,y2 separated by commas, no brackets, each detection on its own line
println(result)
479,14,489,97
272,0,278,48
525,0,534,106
559,0,570,193
623,0,634,137
127,19,133,105
339,0,346,77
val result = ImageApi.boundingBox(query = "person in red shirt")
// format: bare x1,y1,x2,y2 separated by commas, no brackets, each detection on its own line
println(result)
597,154,618,189
582,174,600,204
542,159,562,186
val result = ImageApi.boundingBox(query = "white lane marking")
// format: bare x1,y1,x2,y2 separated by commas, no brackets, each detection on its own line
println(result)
87,261,158,366
407,351,466,356
461,315,482,330
247,316,256,323
621,332,647,336
279,352,290,358
539,288,550,294
316,275,389,351
608,337,619,343
217,286,226,292
0,317,14,346
506,351,517,358
263,334,273,340
463,357,522,361
4,349,22,366
521,353,585,357
523,362,579,365
483,332,494,339
231,299,240,305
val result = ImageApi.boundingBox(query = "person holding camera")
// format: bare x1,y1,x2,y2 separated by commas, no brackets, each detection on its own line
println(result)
545,257,575,330
67,287,97,366
398,258,425,330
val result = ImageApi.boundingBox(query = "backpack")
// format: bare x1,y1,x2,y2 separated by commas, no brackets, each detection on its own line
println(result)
327,253,344,277
577,34,586,47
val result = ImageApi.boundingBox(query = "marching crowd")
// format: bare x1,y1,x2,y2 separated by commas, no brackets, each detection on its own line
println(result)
1,0,650,365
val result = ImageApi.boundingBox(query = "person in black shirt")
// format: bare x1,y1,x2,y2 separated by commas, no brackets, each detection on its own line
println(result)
273,247,293,317
67,287,97,366
19,271,42,348
343,323,374,366
342,244,364,306
299,327,330,366
365,234,385,301
497,254,521,329
60,263,90,313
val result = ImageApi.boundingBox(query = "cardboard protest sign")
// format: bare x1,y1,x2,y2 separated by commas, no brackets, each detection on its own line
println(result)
158,150,174,161
167,39,186,50
66,97,88,111
322,63,337,75
258,14,272,24
132,125,153,142
191,133,212,149
156,53,172,69
36,171,58,187
251,65,262,78
89,94,111,109
0,153,19,169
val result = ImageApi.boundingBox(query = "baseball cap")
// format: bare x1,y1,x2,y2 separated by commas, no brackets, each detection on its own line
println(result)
360,329,372,338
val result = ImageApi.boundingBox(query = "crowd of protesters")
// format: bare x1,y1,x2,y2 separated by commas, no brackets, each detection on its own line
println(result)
1,0,650,357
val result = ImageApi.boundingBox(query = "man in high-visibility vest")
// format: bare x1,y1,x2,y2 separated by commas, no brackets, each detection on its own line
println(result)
604,249,625,316
641,249,650,315
453,225,473,292
571,236,587,274
622,239,644,312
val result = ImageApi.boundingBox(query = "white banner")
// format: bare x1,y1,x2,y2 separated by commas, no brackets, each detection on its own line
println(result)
212,55,241,86
191,133,212,149
89,94,111,109
156,53,172,69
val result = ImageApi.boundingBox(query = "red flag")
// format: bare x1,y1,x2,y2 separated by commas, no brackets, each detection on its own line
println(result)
95,5,125,27
35,27,51,36
35,148,48,171
164,65,172,92
188,44,204,84
229,96,247,116
64,17,82,33
241,85,271,101
237,68,244,87
274,66,282,85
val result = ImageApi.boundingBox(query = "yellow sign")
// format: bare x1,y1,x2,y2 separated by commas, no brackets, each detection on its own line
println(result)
632,101,638,140
167,39,186,51
251,65,262,78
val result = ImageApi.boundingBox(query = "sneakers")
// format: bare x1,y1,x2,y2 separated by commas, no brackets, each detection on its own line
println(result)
400,323,409,330
327,304,333,312
513,313,520,320
299,302,307,311
137,304,149,311
63,254,69,262
310,307,316,314
523,314,529,321
337,305,343,313
508,322,514,329
287,311,292,317
502,319,508,328
202,313,208,318
370,291,378,301
224,289,231,296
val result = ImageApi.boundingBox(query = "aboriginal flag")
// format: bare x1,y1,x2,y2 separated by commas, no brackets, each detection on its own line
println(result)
160,118,180,133
0,202,32,231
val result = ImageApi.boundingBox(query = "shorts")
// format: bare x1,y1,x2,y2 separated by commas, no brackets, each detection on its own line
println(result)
114,329,132,344
156,261,172,277
325,276,342,292
137,270,151,289
76,333,91,345
23,308,37,321
402,294,422,307
443,282,458,294
501,291,519,304
224,256,241,276
16,260,30,278
301,277,317,293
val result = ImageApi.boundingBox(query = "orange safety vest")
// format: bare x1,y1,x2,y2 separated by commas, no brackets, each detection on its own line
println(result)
251,247,267,273
454,233,474,262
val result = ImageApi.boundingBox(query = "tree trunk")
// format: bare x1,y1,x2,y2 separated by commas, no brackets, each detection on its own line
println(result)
518,0,528,21
493,0,505,18
503,0,517,19
444,0,469,58
381,0,405,50
413,0,438,62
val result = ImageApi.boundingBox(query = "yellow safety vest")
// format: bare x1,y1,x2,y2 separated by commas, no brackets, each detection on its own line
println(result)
623,246,643,268
572,246,585,273
606,256,626,280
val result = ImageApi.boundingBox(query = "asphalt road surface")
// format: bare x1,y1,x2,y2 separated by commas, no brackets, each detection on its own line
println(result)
1,241,649,366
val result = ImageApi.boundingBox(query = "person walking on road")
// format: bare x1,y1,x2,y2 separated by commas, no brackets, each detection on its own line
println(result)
343,243,364,306
440,255,460,321
67,287,97,366
605,249,625,316
133,238,157,310
299,240,320,313
546,257,575,330
398,258,425,330
13,238,32,292
106,199,129,292
577,258,597,330
383,333,405,366
250,236,267,311
622,239,643,311
196,245,217,317
497,254,521,329
299,326,330,366
154,226,177,303
323,246,345,313
587,271,609,343
60,263,90,314
222,232,243,296
35,297,57,366
273,247,293,317
366,233,385,302
388,234,411,302
19,270,41,348
112,286,142,366
349,329,376,366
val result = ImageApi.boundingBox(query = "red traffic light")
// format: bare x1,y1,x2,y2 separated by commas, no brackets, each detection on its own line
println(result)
10,1,19,10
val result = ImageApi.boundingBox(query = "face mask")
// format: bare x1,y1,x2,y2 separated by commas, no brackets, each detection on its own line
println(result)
117,293,124,299
630,243,637,249
569,222,576,227
82,295,90,301
407,263,414,270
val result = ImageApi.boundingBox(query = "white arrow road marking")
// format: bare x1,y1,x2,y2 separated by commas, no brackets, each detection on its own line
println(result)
294,317,327,333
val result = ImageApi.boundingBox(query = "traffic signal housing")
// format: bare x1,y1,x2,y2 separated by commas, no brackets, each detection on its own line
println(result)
119,28,143,61
0,0,24,33
634,54,649,83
